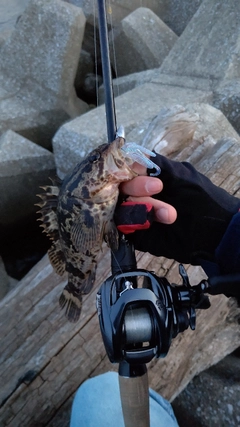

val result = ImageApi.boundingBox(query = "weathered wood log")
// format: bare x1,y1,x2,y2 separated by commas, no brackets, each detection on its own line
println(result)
1,106,240,426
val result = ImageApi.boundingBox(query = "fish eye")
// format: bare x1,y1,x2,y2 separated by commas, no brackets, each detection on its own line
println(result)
89,151,101,163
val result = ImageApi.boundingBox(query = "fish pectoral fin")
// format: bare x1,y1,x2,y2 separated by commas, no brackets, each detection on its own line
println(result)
104,220,119,252
71,215,101,252
59,268,96,323
59,284,82,323
48,241,66,276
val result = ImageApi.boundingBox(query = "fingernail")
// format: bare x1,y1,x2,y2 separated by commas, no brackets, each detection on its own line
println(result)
145,181,160,194
156,208,169,223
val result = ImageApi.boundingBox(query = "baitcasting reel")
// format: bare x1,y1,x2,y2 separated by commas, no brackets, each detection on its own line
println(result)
96,260,210,365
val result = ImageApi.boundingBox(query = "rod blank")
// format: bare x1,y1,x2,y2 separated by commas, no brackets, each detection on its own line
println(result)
97,0,117,143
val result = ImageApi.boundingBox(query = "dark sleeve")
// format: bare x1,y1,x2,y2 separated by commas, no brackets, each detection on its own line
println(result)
215,211,240,274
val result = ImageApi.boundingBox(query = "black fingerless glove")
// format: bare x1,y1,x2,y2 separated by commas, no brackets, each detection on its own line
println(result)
130,154,240,268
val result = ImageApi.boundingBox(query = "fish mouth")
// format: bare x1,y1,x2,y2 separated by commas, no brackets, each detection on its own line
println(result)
104,138,137,179
110,152,138,179
122,154,139,174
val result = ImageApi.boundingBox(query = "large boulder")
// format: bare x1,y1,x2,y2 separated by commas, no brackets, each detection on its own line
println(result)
172,352,240,426
68,0,203,36
68,0,164,26
0,130,56,226
109,8,177,77
98,71,212,104
160,0,240,81
53,87,212,179
213,79,240,136
0,0,88,149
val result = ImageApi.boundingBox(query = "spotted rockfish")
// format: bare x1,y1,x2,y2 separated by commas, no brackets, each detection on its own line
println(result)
37,136,160,323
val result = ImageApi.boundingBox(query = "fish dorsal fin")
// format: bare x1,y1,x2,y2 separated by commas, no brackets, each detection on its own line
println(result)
36,178,66,276
36,179,62,242
71,209,102,253
48,240,66,276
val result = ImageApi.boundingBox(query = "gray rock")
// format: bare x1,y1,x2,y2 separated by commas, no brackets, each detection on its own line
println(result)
0,0,30,33
0,75,72,149
74,49,94,93
0,29,12,49
160,0,240,82
162,0,203,36
53,82,212,178
0,0,88,149
109,8,177,77
68,0,165,26
172,352,240,427
98,70,212,104
1,0,85,98
0,130,56,226
82,73,103,104
66,0,203,36
213,79,240,136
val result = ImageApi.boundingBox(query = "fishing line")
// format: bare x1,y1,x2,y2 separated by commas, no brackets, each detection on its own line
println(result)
111,244,137,335
93,0,99,107
106,0,120,98
110,247,126,279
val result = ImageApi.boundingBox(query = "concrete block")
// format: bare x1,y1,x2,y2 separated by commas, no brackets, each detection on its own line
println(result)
68,0,165,26
0,29,12,49
0,130,56,226
213,79,240,136
160,0,240,81
0,0,30,33
74,49,94,93
98,70,212,104
0,0,88,149
162,0,203,36
53,82,212,178
1,0,85,98
67,0,203,35
173,353,240,426
0,77,71,149
109,8,177,77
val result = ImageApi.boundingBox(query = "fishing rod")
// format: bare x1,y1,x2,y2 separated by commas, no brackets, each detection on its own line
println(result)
95,2,233,426
96,1,151,425
97,0,116,142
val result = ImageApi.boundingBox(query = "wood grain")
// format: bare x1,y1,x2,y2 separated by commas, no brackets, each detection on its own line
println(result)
1,108,240,426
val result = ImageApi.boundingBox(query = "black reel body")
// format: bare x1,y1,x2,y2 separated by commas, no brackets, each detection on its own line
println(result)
97,265,209,364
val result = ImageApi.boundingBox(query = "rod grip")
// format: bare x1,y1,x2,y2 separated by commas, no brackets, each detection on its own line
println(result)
118,370,150,427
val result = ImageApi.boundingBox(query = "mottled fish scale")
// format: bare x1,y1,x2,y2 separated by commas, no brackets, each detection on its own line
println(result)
37,137,138,323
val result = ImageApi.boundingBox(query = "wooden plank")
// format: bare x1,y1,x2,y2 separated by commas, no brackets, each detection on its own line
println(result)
1,118,240,426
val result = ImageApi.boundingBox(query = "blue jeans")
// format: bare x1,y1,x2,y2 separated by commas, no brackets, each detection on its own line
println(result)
70,372,179,427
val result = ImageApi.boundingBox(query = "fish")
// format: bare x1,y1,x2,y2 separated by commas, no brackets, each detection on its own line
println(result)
36,136,159,323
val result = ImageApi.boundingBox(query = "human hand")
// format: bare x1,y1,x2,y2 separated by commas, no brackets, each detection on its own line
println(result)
118,154,240,266
120,176,177,224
